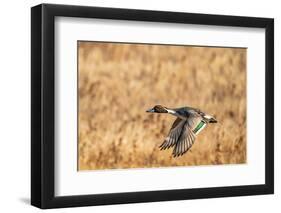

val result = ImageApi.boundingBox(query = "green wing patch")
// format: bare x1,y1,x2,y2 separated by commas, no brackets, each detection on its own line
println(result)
193,121,206,134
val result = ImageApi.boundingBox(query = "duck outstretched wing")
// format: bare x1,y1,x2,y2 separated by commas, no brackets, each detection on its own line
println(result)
159,118,185,150
159,114,204,157
172,123,196,157
172,114,204,157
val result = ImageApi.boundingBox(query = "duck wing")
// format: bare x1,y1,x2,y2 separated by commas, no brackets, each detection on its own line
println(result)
172,113,210,157
172,121,197,157
159,118,186,150
187,113,204,132
159,113,206,157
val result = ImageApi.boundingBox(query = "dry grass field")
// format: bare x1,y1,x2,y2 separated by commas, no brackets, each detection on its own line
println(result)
78,41,246,171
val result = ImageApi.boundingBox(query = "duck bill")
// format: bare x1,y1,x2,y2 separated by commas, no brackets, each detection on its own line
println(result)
146,108,155,113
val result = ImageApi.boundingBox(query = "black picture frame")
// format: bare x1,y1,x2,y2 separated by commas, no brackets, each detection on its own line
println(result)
31,3,274,209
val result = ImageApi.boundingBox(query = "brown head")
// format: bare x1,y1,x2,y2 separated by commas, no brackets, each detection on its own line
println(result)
146,105,168,113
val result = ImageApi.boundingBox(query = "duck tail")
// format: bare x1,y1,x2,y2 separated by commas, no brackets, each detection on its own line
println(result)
209,117,217,123
203,114,217,123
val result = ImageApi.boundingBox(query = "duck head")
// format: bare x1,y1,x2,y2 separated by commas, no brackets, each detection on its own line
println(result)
146,105,168,113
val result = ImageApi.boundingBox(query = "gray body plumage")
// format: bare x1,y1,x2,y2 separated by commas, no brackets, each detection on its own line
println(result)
146,105,217,157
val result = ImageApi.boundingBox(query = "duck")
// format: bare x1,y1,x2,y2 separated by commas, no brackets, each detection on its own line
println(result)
146,105,217,157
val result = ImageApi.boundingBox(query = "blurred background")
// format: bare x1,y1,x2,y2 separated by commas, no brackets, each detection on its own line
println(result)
78,41,246,170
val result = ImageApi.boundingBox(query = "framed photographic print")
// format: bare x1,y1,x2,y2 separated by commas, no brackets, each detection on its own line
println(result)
31,3,274,209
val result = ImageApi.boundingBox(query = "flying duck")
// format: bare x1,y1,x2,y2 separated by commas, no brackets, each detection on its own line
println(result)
146,105,217,157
